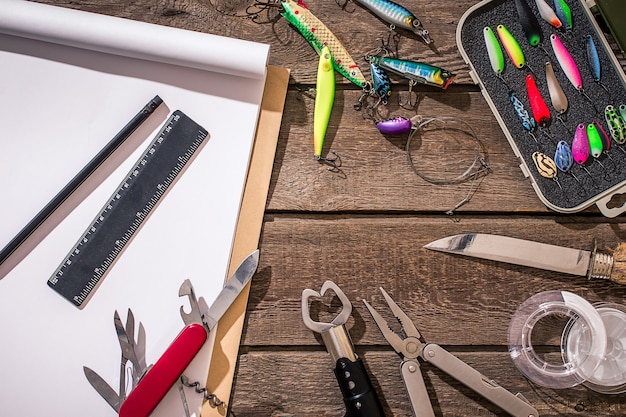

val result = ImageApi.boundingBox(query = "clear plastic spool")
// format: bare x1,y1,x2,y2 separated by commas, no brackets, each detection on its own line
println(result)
508,291,607,389
564,302,626,394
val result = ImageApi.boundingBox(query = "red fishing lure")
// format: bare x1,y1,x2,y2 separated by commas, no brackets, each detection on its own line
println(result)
525,74,551,127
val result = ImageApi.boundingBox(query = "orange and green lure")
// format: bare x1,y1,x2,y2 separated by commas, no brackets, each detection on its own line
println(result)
281,0,368,88
314,45,336,160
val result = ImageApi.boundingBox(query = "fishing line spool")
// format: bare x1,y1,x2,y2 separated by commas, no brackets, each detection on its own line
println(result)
508,290,626,393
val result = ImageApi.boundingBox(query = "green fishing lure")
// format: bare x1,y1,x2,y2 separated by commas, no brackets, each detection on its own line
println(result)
314,45,336,160
496,24,526,69
281,0,367,88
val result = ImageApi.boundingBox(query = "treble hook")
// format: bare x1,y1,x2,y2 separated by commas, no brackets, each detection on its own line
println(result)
334,0,356,13
399,80,420,110
316,151,342,172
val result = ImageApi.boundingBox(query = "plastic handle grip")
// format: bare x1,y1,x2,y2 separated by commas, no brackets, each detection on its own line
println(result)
119,323,208,417
333,357,385,417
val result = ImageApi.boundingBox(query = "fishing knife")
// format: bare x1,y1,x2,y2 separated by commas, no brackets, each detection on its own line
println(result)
424,233,626,285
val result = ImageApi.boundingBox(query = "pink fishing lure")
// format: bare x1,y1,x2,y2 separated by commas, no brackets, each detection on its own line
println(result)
572,123,590,165
550,33,582,90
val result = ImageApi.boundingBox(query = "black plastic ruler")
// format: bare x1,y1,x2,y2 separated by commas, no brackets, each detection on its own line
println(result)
48,110,209,308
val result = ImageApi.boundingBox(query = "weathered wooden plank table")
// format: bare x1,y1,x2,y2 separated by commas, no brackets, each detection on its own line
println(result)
39,0,626,415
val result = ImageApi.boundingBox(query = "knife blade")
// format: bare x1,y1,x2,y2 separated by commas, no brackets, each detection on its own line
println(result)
424,233,626,285
204,249,259,331
83,366,121,412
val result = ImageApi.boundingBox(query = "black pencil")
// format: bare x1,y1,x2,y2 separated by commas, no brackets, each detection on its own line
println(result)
0,95,164,266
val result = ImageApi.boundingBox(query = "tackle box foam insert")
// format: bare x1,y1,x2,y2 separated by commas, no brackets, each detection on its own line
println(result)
457,0,626,215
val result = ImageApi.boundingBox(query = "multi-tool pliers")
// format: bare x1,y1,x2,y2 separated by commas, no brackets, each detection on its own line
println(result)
364,287,539,417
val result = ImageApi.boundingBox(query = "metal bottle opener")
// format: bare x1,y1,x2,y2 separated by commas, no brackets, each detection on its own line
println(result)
302,280,385,417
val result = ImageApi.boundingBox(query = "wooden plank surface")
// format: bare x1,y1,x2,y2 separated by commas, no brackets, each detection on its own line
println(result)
33,0,626,415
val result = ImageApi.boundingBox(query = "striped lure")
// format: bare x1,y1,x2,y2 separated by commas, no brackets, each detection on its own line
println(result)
366,55,455,89
281,0,367,88
353,0,431,44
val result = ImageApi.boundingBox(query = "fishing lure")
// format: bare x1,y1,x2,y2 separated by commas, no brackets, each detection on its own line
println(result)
554,140,573,172
545,61,569,130
550,33,581,89
281,0,368,88
376,116,412,135
535,0,562,28
572,123,590,165
553,0,572,31
551,33,595,108
370,63,392,105
483,26,505,75
585,35,611,95
532,151,559,183
586,122,603,158
605,105,626,144
510,91,537,134
594,121,616,154
313,45,336,161
525,74,551,127
620,104,626,122
545,61,567,113
496,24,527,70
515,0,543,47
353,0,431,44
365,55,455,89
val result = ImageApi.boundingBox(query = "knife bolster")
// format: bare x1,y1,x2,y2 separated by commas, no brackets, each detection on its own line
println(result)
334,357,385,417
588,247,613,281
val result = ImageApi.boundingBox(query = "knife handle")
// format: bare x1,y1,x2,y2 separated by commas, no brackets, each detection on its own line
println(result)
119,323,208,417
334,357,386,417
608,243,626,285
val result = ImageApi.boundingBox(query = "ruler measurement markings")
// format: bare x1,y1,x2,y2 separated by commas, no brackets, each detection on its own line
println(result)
48,111,209,308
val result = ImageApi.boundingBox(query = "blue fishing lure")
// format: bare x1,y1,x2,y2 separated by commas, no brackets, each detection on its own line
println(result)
370,63,392,104
509,91,537,132
554,140,573,172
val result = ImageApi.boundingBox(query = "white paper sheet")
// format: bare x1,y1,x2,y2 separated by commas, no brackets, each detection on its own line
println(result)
0,1,269,416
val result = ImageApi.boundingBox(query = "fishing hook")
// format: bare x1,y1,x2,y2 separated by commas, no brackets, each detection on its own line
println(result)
398,80,420,110
316,151,342,171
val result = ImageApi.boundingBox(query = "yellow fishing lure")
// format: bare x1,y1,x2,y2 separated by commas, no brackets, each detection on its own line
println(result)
314,45,335,161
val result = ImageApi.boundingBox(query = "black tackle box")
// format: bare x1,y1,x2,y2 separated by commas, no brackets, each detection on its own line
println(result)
457,0,626,217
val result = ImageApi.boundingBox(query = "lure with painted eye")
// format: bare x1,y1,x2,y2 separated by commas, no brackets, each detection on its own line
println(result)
554,140,573,172
509,91,537,132
553,0,572,31
497,24,526,69
535,0,562,28
515,0,543,47
532,151,558,179
545,61,568,114
605,105,626,144
585,35,601,82
313,45,335,160
376,116,412,135
353,0,431,44
484,26,505,75
572,123,590,165
586,123,603,158
281,0,367,88
550,33,582,90
525,74,551,127
366,55,456,89
370,63,392,104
